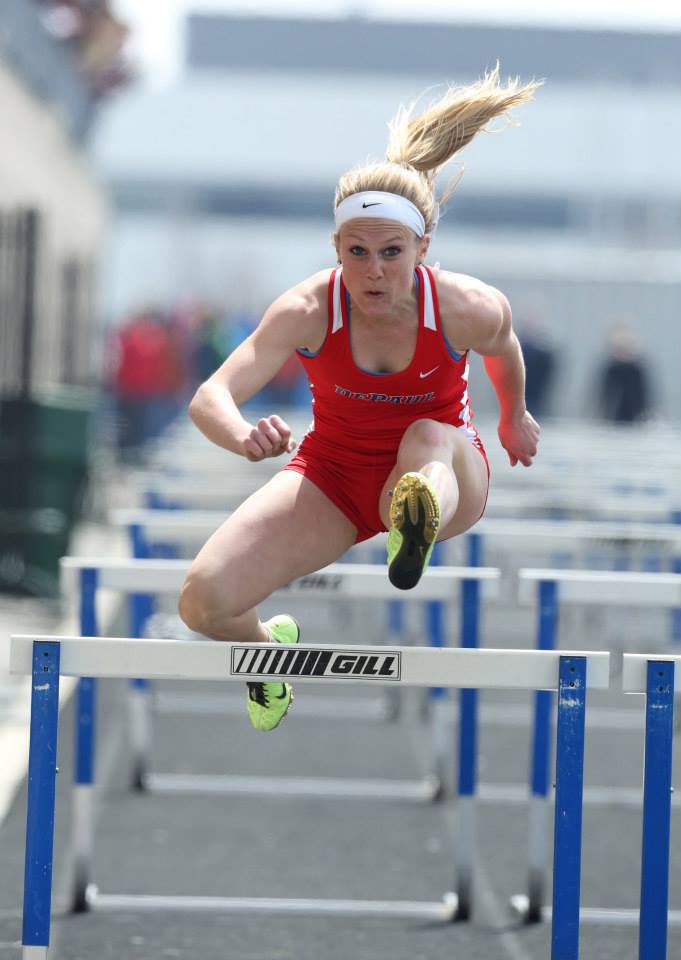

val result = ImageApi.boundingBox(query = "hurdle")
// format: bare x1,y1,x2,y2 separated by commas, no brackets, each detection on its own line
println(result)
59,556,499,911
520,654,680,957
61,556,498,792
134,474,266,510
472,517,681,563
12,636,609,959
509,568,681,925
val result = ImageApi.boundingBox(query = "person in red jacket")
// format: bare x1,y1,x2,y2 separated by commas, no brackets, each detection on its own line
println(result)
179,66,541,730
111,309,188,455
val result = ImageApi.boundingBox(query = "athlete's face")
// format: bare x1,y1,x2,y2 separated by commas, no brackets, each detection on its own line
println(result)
335,220,430,317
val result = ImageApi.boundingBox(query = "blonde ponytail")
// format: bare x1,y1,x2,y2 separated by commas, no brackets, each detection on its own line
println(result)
335,64,542,233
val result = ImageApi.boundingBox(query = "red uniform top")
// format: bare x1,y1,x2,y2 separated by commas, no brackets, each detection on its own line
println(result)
295,264,481,464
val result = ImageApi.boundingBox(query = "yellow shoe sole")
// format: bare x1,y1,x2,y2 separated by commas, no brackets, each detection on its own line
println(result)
388,473,440,590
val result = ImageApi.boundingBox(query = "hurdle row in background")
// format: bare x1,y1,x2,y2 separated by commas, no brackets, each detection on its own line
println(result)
131,468,681,523
58,554,681,929
10,634,679,960
105,501,681,916
139,416,681,497
112,506,681,640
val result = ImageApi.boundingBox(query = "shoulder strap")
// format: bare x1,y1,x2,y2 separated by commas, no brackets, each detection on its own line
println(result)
419,265,438,331
329,268,344,333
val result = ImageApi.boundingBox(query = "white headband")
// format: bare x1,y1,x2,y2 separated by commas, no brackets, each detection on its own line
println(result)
334,191,431,237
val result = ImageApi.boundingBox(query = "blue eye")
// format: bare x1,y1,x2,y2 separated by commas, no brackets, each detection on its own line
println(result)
349,246,366,256
384,247,402,257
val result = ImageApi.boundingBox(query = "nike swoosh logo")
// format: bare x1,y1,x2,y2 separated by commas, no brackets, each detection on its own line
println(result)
275,685,289,699
419,366,440,379
362,202,381,208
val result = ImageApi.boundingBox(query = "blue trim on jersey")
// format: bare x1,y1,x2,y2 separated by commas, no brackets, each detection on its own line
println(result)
443,339,464,362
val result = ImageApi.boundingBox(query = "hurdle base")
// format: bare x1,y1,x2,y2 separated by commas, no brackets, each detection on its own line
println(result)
86,887,460,920
480,781,675,809
131,759,148,793
71,866,90,914
509,893,543,925
452,876,471,922
545,905,681,926
510,898,681,927
142,773,442,802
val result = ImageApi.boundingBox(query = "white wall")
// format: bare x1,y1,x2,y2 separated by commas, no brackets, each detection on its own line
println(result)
91,72,681,198
0,61,108,386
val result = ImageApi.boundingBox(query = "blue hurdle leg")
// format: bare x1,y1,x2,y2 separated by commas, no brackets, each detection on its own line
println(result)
372,544,403,722
385,599,403,720
425,543,448,781
672,555,681,645
454,575,481,921
523,579,558,924
72,569,99,912
128,527,156,791
551,655,586,960
22,641,61,959
451,533,482,921
638,659,675,960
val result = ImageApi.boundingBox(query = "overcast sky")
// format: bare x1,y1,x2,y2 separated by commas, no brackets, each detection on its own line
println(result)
112,0,681,88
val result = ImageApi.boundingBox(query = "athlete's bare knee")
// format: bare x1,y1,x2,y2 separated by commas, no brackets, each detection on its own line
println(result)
178,572,238,635
399,418,451,453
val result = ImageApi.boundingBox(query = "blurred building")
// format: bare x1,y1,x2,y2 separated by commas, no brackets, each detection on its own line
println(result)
0,0,129,596
0,0,129,393
90,13,681,420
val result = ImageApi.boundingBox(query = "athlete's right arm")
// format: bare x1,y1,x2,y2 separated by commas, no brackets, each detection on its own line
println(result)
188,281,326,461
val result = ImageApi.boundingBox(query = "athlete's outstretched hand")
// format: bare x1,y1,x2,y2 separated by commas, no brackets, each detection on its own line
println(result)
497,410,540,467
242,415,297,461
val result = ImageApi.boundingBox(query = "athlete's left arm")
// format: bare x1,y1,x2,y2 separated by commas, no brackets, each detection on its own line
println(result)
465,284,540,468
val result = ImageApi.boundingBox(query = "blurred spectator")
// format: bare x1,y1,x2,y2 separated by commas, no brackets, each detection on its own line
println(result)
105,297,312,462
264,354,306,407
597,325,652,424
108,309,186,458
192,311,229,384
517,313,557,418
39,1,132,95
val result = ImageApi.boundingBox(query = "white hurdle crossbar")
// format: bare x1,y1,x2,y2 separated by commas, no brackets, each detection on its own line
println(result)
12,636,608,960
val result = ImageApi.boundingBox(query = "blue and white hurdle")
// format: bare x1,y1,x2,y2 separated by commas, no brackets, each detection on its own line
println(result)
521,653,678,959
510,568,681,926
59,555,499,915
134,474,265,511
61,555,498,794
11,635,609,959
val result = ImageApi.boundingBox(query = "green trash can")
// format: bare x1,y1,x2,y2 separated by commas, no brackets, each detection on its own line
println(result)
0,386,95,597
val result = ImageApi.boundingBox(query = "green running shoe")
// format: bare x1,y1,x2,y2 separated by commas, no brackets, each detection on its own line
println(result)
387,472,440,590
246,614,300,732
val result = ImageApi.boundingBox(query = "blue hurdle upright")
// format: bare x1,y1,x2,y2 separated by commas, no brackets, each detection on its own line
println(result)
513,570,681,936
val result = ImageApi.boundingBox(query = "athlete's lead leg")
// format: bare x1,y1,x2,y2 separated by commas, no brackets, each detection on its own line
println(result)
378,419,489,589
178,470,358,729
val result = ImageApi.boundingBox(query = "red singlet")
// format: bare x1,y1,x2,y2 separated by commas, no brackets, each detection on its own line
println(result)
284,265,489,542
